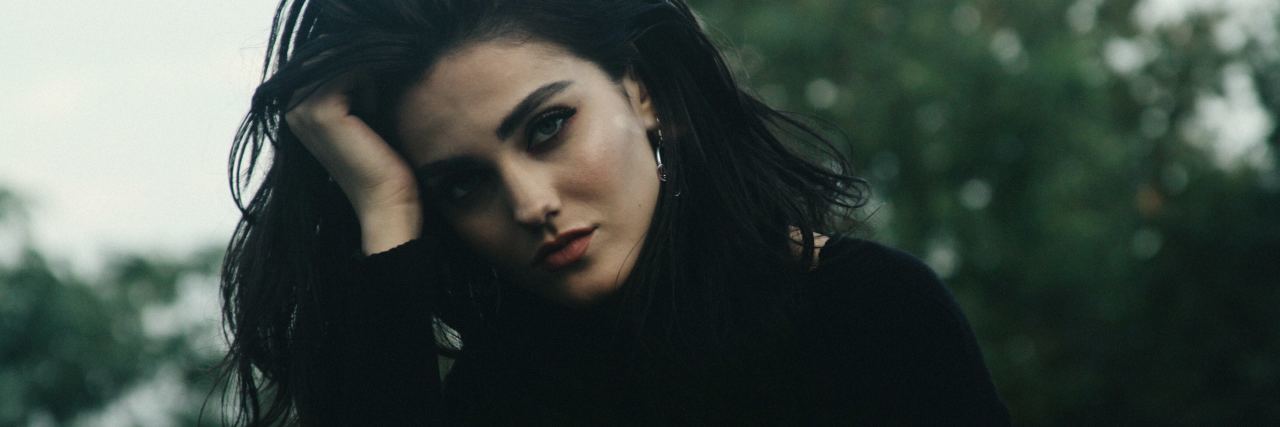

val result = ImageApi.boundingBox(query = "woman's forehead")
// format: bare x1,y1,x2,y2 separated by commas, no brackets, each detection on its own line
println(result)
400,43,577,123
393,40,605,156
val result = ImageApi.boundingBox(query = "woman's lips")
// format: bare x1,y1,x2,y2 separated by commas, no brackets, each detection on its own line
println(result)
534,229,594,272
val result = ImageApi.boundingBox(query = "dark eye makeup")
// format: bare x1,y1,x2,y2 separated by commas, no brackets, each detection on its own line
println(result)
421,106,578,208
419,158,493,208
525,106,577,152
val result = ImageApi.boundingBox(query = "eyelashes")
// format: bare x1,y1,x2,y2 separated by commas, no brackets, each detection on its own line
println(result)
427,106,578,207
525,106,576,151
423,167,492,208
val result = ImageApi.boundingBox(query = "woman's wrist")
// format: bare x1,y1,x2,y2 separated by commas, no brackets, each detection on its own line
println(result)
357,204,423,255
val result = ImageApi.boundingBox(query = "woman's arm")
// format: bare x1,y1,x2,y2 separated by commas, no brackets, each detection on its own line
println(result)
285,73,443,424
297,239,445,425
284,72,422,255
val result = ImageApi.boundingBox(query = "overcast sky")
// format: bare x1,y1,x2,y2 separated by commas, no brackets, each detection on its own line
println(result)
1,0,278,272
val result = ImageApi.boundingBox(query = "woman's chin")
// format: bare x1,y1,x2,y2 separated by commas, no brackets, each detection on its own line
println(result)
539,269,624,309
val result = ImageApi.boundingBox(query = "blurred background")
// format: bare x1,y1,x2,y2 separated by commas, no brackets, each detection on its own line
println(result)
1,0,1277,425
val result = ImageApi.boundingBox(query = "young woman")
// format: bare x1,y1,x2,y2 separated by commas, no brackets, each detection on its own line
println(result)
219,0,1011,424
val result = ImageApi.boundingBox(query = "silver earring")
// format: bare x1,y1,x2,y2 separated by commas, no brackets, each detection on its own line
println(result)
655,121,668,182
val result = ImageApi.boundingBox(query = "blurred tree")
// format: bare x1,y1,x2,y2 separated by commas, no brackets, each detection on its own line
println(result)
0,187,225,426
692,0,1279,424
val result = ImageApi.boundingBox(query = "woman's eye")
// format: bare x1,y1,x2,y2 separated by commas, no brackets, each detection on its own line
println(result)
430,171,490,206
526,107,576,150
445,181,475,200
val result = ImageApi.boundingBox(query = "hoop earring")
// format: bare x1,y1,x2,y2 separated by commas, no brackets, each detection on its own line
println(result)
653,118,682,197
654,123,669,182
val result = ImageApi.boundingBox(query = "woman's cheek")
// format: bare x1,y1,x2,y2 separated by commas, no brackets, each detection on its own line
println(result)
455,213,512,264
567,118,647,196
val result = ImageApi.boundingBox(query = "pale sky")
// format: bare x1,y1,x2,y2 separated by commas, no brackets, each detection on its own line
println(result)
0,0,277,272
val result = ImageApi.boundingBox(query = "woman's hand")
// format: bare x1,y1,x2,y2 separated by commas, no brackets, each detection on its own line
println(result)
285,73,423,255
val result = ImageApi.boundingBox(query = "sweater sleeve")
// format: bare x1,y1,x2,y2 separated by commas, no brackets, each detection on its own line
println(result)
304,239,445,425
809,240,1012,425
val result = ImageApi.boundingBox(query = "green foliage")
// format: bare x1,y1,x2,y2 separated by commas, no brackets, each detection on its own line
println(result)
0,200,226,425
692,0,1280,424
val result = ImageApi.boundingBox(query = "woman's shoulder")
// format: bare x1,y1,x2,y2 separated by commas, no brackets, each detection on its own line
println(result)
800,234,982,354
801,235,1012,423
808,235,956,306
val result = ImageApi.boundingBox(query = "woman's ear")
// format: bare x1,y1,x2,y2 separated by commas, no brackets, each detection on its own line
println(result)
622,69,658,132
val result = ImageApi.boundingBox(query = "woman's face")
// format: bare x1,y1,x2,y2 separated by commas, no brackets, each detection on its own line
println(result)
395,39,661,307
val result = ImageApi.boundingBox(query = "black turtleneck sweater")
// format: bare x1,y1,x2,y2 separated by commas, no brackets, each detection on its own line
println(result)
304,235,1011,425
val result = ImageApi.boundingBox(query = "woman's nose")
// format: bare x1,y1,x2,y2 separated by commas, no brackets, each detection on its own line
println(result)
502,165,560,229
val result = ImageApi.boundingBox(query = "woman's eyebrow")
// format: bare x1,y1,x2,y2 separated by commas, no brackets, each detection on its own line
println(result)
495,80,573,140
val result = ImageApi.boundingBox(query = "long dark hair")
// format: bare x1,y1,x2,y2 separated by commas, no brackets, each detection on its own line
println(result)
218,0,868,424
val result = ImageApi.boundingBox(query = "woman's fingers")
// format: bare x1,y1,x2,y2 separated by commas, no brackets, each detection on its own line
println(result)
285,72,424,254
